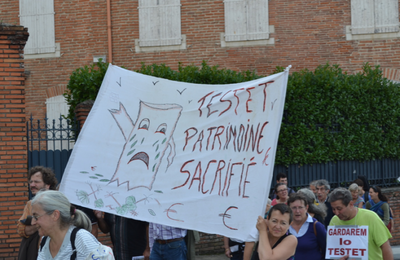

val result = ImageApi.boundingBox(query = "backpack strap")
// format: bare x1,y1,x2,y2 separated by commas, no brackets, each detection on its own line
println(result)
313,220,318,237
40,236,48,251
70,227,82,260
250,241,259,260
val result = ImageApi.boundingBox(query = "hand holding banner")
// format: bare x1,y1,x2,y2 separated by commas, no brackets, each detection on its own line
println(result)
326,226,368,259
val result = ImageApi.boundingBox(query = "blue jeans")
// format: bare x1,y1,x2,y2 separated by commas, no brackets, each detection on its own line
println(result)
150,239,187,260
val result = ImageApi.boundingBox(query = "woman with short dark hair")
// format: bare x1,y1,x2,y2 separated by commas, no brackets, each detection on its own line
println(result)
251,204,297,260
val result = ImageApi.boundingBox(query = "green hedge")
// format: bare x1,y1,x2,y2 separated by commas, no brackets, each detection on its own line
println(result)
277,63,400,166
64,62,400,166
63,61,260,123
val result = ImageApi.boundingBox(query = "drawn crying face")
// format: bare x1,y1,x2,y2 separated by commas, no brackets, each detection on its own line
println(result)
109,101,183,190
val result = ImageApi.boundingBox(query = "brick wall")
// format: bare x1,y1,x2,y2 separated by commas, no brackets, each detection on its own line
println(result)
195,233,224,255
0,0,399,119
0,24,29,259
384,188,400,245
23,0,109,120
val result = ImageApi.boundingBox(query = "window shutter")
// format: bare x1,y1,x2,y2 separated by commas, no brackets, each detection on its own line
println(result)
36,0,56,53
351,0,375,34
20,0,55,54
224,0,269,42
224,0,247,41
159,0,181,46
374,0,399,33
246,0,269,40
139,0,160,47
138,0,181,47
20,0,38,54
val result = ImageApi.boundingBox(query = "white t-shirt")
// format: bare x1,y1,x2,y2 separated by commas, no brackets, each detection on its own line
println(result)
38,225,100,260
247,225,259,242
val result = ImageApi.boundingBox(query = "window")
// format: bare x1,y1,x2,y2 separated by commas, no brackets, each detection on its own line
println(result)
350,0,399,35
46,95,73,151
224,0,269,42
19,0,56,56
138,0,182,47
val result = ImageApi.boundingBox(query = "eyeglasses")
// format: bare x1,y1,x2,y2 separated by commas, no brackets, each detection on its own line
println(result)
277,188,288,193
32,212,49,221
290,206,305,211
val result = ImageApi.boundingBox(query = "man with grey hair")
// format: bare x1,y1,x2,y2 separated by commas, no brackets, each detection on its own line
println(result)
328,188,393,260
315,179,334,228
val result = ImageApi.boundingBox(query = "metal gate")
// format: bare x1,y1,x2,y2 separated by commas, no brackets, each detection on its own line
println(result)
26,115,79,182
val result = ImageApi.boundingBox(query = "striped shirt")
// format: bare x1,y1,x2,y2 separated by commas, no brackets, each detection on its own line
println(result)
37,225,100,260
149,223,187,247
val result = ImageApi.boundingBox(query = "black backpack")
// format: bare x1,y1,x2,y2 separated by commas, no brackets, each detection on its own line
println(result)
39,227,81,260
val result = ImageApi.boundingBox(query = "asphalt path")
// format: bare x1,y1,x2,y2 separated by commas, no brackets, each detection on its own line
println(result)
195,244,400,259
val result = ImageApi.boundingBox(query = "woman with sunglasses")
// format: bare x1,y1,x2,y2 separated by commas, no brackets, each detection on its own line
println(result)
366,186,391,232
31,190,111,260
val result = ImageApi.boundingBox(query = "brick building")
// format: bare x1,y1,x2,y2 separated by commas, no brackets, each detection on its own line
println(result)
1,0,400,120
1,0,400,258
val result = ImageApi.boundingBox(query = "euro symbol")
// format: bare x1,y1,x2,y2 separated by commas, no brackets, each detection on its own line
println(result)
218,206,238,230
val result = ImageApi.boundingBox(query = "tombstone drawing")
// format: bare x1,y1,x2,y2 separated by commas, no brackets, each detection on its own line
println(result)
109,101,183,190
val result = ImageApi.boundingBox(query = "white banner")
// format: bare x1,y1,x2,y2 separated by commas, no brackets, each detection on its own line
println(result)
326,226,368,259
59,64,290,241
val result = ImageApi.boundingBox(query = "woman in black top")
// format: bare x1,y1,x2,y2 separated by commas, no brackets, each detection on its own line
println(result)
251,204,297,260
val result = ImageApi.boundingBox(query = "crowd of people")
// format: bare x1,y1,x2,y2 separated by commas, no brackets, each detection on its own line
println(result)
225,173,395,260
17,167,395,260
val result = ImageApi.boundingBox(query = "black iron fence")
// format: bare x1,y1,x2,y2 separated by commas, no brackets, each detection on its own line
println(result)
26,115,79,182
272,159,400,191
